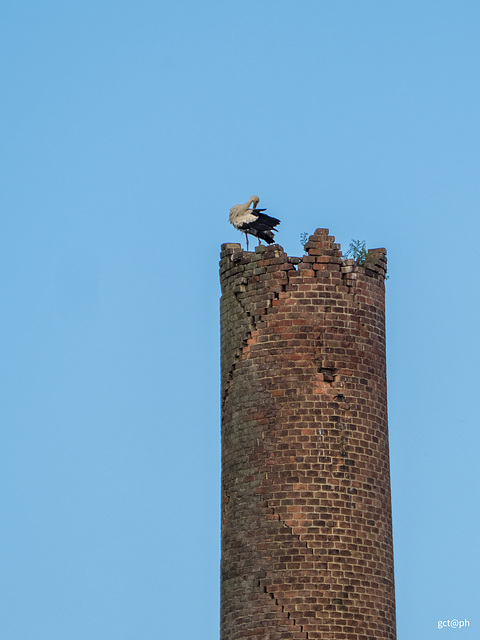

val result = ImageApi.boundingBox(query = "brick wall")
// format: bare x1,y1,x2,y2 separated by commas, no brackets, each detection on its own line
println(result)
219,229,396,640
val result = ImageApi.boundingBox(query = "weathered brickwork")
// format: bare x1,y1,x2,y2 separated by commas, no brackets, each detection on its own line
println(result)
220,229,396,640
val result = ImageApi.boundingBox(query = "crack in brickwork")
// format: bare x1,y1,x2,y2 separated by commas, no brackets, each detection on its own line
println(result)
221,248,298,415
257,580,310,639
220,229,394,640
221,280,279,416
256,502,313,639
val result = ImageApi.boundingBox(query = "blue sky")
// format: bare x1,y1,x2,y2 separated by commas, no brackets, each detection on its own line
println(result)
1,2,479,638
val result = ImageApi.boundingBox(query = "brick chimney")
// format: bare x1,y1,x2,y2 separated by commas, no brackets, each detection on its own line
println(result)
220,229,396,640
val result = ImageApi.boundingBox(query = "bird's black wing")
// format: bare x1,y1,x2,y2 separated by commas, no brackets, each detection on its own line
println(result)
236,209,280,245
250,210,281,230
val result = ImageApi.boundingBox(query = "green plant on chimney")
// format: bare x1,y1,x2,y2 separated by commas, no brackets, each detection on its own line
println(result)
345,239,368,266
300,232,309,248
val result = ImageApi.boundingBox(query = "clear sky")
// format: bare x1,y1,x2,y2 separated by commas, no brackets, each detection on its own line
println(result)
1,2,479,638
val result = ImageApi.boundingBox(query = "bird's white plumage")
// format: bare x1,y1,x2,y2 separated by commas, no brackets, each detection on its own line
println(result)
228,196,260,229
230,209,257,226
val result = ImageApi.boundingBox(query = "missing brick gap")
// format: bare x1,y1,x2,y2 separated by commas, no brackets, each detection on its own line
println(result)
287,255,302,271
319,366,337,383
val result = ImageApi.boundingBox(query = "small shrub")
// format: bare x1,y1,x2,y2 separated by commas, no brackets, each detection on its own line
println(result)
345,239,368,266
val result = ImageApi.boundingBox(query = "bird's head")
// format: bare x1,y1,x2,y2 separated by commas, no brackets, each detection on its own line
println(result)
250,195,260,209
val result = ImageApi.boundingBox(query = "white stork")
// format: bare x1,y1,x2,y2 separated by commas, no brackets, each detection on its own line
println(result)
228,195,280,250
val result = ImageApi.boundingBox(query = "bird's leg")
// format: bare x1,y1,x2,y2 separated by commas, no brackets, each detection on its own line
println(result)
258,238,262,246
246,234,249,251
